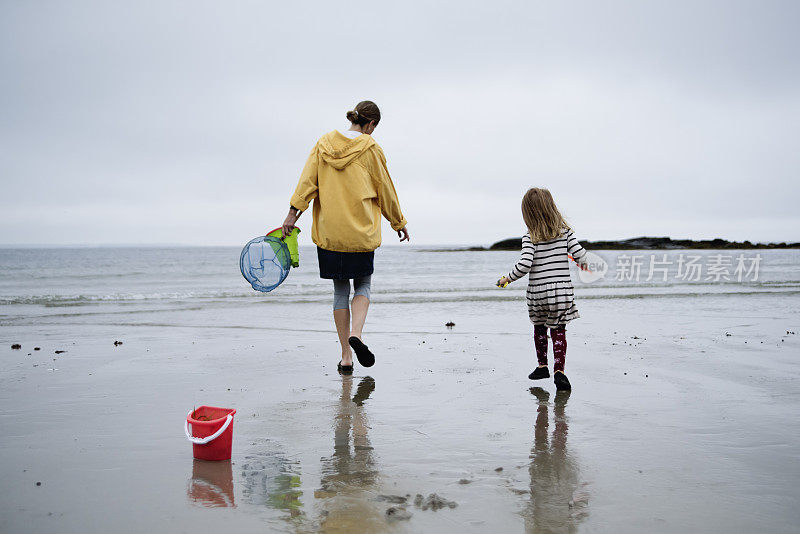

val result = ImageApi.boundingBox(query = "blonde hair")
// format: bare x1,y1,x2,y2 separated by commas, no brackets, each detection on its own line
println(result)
521,188,569,243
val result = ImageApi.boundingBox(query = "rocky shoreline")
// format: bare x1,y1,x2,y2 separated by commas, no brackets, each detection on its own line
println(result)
448,236,800,252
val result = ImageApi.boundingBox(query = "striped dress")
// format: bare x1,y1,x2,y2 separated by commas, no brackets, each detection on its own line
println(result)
506,227,588,328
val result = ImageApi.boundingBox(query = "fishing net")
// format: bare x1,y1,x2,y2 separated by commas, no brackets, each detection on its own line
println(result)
240,236,291,292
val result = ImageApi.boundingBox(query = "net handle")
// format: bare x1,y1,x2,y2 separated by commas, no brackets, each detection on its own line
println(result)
267,226,301,242
267,227,287,241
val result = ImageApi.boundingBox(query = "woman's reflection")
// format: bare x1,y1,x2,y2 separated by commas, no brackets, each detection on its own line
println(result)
524,388,589,533
315,375,387,531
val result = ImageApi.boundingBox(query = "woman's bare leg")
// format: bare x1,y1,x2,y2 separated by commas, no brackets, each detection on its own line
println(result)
334,308,353,366
350,296,370,339
332,279,353,366
350,276,372,340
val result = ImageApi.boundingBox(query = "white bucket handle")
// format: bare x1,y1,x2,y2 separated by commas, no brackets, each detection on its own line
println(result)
185,411,233,445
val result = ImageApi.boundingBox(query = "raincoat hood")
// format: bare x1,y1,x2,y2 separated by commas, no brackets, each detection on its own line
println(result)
317,130,376,170
290,130,408,253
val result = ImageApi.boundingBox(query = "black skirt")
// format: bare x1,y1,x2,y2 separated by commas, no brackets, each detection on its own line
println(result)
317,247,375,280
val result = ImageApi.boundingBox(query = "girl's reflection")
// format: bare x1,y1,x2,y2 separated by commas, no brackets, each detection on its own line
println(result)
525,388,589,533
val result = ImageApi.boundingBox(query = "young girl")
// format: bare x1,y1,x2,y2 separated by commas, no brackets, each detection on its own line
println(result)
497,188,588,391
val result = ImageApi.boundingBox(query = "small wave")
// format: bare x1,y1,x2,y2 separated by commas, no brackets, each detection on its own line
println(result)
0,291,260,306
1,282,798,307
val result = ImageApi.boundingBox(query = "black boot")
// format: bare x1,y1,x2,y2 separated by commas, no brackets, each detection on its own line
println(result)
554,371,571,391
528,366,550,380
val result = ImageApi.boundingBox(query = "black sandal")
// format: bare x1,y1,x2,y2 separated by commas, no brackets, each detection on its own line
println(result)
337,361,353,375
348,337,375,367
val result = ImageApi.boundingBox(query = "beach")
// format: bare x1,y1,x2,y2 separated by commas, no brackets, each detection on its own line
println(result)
1,246,799,533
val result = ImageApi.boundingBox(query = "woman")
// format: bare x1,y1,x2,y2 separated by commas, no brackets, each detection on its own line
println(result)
282,101,410,374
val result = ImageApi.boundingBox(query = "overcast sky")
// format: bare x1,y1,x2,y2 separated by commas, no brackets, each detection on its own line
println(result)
1,1,798,246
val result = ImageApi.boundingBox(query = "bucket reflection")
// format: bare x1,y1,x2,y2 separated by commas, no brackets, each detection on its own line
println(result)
188,459,236,508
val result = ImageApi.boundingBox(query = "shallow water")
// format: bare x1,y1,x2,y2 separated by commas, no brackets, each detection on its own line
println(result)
0,246,796,307
0,247,799,533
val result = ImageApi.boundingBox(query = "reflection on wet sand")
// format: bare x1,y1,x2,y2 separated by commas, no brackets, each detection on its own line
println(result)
240,441,304,522
188,459,236,508
524,388,589,533
315,376,390,532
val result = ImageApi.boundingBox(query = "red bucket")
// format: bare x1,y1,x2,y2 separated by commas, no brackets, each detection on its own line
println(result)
185,406,236,461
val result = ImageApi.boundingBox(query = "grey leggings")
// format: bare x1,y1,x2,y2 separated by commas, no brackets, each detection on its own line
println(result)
333,276,372,310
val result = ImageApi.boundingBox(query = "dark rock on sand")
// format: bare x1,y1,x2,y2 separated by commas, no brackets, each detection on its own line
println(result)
376,494,408,504
414,493,457,511
114,340,123,346
386,507,413,521
494,467,504,472
54,350,66,354
458,478,472,484
445,321,455,328
11,344,21,350
34,347,40,351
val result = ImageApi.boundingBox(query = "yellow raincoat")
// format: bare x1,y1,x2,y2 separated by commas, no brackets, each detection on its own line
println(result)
290,131,407,253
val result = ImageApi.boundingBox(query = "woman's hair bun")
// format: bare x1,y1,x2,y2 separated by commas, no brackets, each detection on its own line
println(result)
346,101,380,126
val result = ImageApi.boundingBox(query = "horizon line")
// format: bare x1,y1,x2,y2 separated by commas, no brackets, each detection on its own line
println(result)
1,235,798,249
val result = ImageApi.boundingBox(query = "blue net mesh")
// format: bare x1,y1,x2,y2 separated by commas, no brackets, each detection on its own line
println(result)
240,236,291,292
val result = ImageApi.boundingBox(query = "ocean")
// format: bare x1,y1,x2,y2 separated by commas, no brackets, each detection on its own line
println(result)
1,246,797,326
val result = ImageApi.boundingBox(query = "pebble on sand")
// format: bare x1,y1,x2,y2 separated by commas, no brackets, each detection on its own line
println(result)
114,341,123,346
414,493,457,511
55,350,66,354
445,321,455,327
376,495,408,504
34,347,40,351
11,344,21,350
386,507,413,521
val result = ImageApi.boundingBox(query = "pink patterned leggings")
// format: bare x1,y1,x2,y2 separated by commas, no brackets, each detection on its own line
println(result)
533,325,567,372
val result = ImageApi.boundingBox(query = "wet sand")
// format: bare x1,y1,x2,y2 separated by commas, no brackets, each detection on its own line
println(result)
1,294,799,533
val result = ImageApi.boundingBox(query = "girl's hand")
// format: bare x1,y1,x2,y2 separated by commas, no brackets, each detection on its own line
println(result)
397,226,410,242
496,276,510,288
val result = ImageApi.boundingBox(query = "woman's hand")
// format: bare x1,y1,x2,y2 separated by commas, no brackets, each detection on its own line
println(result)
496,276,510,288
281,208,300,238
397,226,410,242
